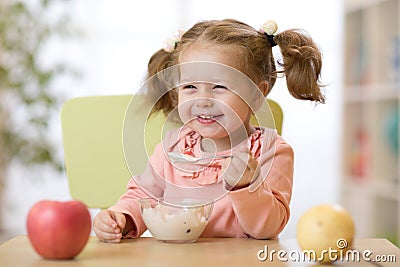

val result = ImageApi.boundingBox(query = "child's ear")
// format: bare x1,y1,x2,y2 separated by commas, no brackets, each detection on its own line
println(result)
252,80,270,112
257,80,270,96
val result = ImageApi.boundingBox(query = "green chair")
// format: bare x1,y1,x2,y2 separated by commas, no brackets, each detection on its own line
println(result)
60,94,283,209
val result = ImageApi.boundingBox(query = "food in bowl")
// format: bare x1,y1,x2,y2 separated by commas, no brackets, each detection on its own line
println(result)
138,197,213,243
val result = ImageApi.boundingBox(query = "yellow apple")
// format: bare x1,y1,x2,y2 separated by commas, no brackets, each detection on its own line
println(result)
297,204,355,263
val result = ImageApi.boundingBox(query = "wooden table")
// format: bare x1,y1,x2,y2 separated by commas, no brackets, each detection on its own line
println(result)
0,236,399,266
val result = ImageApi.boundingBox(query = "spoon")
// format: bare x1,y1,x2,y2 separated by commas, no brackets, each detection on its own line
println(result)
167,152,232,164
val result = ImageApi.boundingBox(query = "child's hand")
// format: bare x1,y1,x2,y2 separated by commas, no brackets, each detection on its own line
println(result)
221,147,259,190
93,210,126,243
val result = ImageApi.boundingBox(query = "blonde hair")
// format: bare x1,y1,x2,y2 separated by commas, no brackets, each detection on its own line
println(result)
146,19,325,116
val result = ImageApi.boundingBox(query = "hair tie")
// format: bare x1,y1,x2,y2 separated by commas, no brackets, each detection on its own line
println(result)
162,29,185,53
259,20,278,47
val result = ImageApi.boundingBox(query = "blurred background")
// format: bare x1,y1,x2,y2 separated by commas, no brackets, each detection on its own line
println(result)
0,0,398,245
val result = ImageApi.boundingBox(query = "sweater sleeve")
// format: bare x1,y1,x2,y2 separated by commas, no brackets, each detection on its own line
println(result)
108,140,168,238
108,177,150,238
228,134,294,239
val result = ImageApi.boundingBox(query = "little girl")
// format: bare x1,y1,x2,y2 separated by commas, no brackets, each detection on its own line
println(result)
93,18,325,242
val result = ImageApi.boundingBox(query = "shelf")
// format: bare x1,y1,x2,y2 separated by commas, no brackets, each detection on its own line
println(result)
343,178,400,201
344,0,400,86
343,84,400,103
345,0,391,12
342,0,400,245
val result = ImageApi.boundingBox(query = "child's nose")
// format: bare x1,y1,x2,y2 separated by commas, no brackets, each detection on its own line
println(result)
195,87,214,107
195,96,214,108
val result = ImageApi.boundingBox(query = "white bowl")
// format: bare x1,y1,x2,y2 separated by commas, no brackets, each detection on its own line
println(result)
138,197,213,243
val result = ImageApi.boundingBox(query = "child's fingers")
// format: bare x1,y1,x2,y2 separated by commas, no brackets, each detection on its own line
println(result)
237,150,252,164
94,210,120,235
93,222,122,238
99,211,119,230
222,157,246,187
113,212,127,232
235,149,258,175
236,145,254,160
247,155,258,172
230,156,247,175
221,156,232,170
228,152,251,175
94,229,122,243
93,211,123,243
222,148,260,189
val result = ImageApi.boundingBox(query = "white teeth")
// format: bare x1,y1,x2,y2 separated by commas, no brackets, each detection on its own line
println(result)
199,115,214,119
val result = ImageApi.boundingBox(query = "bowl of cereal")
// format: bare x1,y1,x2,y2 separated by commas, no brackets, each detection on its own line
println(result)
138,197,213,243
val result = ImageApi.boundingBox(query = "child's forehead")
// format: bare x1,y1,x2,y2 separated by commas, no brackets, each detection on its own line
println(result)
177,62,250,85
179,42,242,70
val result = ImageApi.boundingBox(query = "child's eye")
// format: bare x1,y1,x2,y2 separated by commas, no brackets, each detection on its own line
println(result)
212,84,230,93
213,84,227,89
181,84,197,90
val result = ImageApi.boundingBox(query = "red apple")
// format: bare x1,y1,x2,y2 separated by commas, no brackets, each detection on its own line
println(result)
26,200,92,260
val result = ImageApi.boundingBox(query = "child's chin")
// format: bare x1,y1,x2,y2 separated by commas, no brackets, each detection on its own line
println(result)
199,130,229,140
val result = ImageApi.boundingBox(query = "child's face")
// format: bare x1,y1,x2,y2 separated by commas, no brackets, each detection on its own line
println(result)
177,44,255,147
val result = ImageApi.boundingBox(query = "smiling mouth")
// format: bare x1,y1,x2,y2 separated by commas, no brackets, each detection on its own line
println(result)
198,115,217,119
196,114,222,124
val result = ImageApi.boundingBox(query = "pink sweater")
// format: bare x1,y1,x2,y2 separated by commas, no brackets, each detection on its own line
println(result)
109,126,294,239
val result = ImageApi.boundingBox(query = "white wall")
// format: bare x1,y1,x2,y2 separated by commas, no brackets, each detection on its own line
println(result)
1,0,343,239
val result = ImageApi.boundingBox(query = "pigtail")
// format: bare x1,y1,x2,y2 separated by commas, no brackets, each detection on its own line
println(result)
146,49,178,116
274,29,325,104
145,29,186,117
